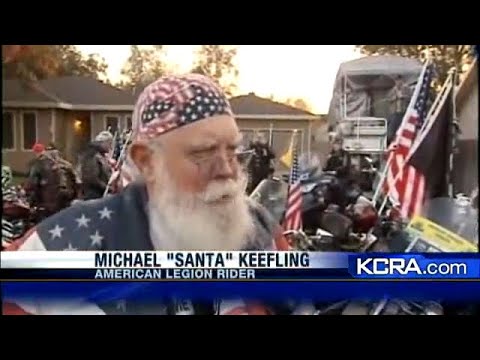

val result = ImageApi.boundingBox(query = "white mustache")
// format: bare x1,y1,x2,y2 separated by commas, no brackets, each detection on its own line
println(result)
201,179,242,203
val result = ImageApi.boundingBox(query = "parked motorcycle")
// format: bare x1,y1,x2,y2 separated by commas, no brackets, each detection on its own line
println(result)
2,185,42,250
375,194,478,253
334,194,479,315
250,167,379,251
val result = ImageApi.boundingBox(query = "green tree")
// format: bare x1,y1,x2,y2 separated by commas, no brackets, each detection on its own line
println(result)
2,45,109,81
56,46,108,79
191,45,239,96
119,45,168,92
356,45,475,89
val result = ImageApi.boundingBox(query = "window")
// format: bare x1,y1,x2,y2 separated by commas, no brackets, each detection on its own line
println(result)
105,116,120,134
125,116,132,130
22,112,37,150
2,112,15,150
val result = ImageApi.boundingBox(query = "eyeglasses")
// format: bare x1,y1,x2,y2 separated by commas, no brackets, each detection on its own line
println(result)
190,149,254,177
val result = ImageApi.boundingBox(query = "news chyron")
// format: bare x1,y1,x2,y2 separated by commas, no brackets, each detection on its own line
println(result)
1,251,478,282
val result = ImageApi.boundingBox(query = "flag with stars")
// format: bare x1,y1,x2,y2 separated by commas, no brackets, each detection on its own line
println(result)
3,181,290,315
282,134,303,231
383,60,434,218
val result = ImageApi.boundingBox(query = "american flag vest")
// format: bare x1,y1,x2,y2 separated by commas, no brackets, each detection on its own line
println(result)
14,182,286,315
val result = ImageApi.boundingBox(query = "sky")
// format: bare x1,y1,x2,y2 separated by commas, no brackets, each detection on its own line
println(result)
76,45,362,114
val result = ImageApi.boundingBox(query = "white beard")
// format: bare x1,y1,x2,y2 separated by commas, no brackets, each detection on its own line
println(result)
147,162,254,251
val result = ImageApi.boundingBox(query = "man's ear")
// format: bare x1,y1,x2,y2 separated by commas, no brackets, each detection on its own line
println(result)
129,142,155,181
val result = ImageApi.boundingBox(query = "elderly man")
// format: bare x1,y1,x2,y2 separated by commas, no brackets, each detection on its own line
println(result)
3,74,289,315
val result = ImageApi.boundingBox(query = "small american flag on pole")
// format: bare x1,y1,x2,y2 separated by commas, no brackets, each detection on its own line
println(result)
283,133,303,231
383,60,434,219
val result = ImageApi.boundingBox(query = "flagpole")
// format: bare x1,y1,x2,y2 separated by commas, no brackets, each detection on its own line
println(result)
268,123,273,147
371,154,393,206
103,129,134,197
447,67,458,198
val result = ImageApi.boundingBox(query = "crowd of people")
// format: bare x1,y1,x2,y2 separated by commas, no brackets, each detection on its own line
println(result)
20,130,119,221
20,128,280,221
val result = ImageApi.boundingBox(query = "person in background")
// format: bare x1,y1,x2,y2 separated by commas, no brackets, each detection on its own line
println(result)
246,133,275,193
24,143,74,218
3,73,290,315
323,138,347,172
45,144,79,205
78,131,113,200
387,75,412,145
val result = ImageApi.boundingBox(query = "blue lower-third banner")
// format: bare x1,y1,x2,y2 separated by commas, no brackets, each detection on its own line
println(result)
2,281,480,302
1,253,480,280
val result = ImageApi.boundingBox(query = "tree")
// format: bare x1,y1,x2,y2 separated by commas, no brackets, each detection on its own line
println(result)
356,45,475,89
2,45,109,81
56,46,108,80
119,45,168,92
191,45,239,96
284,97,313,113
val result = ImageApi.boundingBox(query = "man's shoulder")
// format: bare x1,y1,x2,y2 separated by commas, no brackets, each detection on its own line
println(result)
34,193,124,251
246,197,282,250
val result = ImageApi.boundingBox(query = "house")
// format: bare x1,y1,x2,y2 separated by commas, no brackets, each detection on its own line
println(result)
2,76,135,173
3,79,323,174
454,58,478,195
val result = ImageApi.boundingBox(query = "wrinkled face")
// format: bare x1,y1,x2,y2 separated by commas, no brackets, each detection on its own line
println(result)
130,115,254,251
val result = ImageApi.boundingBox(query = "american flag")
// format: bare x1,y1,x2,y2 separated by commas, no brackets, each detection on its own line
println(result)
383,61,434,219
283,142,303,231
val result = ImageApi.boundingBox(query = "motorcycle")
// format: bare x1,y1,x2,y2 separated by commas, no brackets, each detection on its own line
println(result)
2,185,42,250
375,194,478,253
250,168,379,252
324,194,479,315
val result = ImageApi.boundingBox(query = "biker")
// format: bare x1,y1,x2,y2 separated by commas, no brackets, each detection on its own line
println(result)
246,133,275,193
24,143,74,219
4,73,291,315
323,138,347,172
78,131,114,200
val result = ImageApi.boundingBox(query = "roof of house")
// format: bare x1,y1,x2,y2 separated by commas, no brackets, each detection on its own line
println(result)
456,59,478,109
230,92,319,119
3,76,135,111
3,78,321,119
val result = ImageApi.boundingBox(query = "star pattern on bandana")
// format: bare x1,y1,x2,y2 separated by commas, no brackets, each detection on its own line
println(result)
137,80,232,138
179,86,229,124
141,100,175,125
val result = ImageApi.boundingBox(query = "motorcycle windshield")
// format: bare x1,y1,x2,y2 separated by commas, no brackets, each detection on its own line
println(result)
405,197,478,252
249,179,288,224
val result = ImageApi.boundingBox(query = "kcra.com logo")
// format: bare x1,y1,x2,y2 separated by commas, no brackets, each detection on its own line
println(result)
356,258,423,276
351,256,469,279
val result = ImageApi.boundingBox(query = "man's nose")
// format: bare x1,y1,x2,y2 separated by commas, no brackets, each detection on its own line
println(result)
211,153,237,179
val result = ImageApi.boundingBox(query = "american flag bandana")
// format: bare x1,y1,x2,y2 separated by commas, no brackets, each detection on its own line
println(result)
115,74,234,190
133,73,234,141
